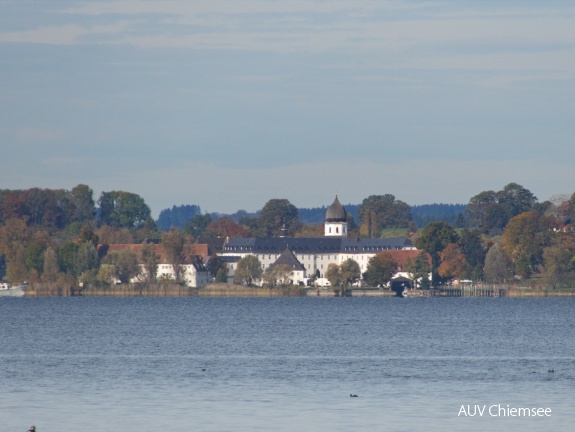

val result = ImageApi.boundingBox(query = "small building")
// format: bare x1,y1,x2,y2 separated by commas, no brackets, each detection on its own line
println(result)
268,246,307,285
97,243,210,288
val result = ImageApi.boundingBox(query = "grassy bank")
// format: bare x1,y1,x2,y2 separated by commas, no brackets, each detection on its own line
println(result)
198,283,307,297
26,282,307,297
26,282,199,297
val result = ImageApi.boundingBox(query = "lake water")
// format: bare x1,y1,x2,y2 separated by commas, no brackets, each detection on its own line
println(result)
1,297,574,432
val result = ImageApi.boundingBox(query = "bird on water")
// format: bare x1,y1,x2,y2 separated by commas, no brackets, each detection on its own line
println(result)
350,394,358,397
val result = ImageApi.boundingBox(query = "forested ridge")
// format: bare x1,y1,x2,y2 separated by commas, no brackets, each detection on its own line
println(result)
2,183,575,291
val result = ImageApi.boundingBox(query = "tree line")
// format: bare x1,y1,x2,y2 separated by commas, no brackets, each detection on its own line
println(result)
2,183,575,290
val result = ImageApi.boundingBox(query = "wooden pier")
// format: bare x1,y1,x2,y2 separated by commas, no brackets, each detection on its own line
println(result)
430,285,509,297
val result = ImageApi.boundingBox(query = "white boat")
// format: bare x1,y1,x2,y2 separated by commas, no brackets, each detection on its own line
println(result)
0,282,27,297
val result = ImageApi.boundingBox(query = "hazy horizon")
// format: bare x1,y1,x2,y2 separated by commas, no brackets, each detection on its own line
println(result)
2,1,574,216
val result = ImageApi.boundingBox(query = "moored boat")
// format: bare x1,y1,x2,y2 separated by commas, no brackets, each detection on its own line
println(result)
0,281,27,297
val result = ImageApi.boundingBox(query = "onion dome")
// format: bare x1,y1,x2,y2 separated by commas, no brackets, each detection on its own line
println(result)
326,195,347,222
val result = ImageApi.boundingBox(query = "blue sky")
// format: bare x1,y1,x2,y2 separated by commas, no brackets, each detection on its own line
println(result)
1,1,574,216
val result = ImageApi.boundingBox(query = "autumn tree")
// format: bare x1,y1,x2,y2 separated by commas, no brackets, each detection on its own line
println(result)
501,211,555,276
233,255,262,286
438,243,469,280
95,225,135,244
364,253,397,287
414,221,459,283
205,217,250,238
294,224,324,237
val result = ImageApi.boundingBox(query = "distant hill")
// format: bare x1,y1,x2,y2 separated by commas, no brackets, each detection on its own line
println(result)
410,204,466,228
157,202,466,231
298,204,360,225
298,203,466,228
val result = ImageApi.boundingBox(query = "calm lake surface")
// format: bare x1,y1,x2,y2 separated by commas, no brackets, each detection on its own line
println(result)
1,297,574,432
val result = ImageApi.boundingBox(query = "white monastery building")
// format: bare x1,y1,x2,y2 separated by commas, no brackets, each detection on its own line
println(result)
218,196,424,286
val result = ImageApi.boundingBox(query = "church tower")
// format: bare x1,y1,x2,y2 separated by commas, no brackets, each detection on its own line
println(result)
325,195,348,237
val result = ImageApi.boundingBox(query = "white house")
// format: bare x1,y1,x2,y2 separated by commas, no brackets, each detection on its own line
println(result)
98,243,210,288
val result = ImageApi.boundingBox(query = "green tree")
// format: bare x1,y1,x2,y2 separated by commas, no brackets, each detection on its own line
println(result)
101,250,140,284
501,211,555,276
161,229,188,285
75,241,99,277
215,266,228,283
57,242,80,276
0,255,6,281
364,253,397,287
405,252,431,288
359,194,411,237
70,184,96,222
0,218,31,282
483,243,510,283
543,239,575,288
414,221,459,284
42,247,60,283
340,259,361,287
263,263,293,287
466,184,538,234
98,191,152,228
25,243,44,275
233,255,262,286
325,263,343,293
140,243,159,284
206,254,225,277
184,213,212,238
324,260,360,296
257,199,301,237
497,182,538,222
458,229,485,280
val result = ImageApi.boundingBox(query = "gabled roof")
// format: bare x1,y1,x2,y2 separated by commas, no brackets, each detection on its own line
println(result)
270,247,305,271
